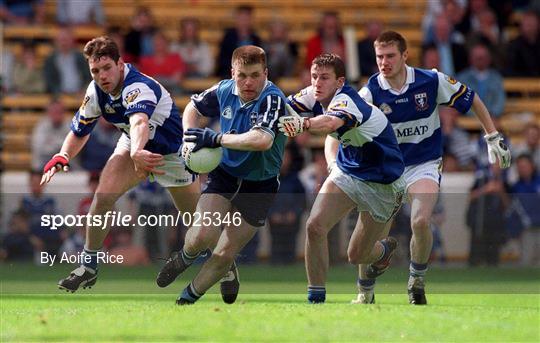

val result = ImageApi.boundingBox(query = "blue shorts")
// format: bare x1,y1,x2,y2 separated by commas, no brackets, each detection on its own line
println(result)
203,167,279,227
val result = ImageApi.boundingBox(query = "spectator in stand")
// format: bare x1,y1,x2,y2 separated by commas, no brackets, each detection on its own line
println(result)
268,146,306,264
13,40,45,94
1,48,15,93
0,209,35,262
429,14,468,75
304,11,345,70
457,42,506,118
263,19,299,81
79,118,120,173
139,31,186,94
31,99,71,171
468,9,504,69
43,26,91,95
421,43,441,69
516,124,540,170
215,5,261,78
506,11,540,77
0,0,45,25
510,154,540,266
170,17,214,78
440,106,475,170
21,171,64,257
422,0,467,44
455,0,492,37
105,26,133,63
357,20,384,77
56,0,105,26
469,9,502,47
466,164,510,266
124,6,157,64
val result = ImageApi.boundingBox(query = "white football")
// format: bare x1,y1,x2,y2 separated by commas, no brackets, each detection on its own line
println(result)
182,142,222,173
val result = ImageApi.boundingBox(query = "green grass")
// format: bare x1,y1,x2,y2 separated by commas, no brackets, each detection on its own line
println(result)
1,264,539,342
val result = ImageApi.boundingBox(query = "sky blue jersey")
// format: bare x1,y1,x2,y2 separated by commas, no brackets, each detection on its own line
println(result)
70,64,183,155
360,66,475,167
191,79,288,181
289,84,404,184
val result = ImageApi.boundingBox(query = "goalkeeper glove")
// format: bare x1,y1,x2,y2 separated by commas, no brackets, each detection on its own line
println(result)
484,131,511,169
41,152,70,185
278,105,311,137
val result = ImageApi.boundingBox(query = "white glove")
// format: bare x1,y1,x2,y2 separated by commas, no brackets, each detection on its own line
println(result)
278,104,310,137
484,131,511,169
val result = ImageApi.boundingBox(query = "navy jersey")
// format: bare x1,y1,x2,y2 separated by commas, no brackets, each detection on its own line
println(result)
70,64,183,155
191,79,287,181
289,84,404,184
360,66,475,167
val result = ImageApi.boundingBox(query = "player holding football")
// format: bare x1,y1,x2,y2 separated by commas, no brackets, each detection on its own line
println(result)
280,53,406,304
41,36,200,292
155,45,289,305
354,31,511,304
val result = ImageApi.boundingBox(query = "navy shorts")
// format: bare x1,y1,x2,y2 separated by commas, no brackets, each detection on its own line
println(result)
203,167,279,227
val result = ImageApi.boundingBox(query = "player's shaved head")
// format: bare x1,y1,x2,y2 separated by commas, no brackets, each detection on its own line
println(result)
312,53,346,78
231,45,266,68
84,36,121,63
375,30,407,54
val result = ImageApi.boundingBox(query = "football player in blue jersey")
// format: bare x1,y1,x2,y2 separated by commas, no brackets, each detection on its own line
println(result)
354,31,511,305
40,36,200,292
155,45,289,305
279,53,406,304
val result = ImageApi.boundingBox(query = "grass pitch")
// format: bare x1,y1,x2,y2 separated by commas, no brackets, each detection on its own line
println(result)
1,264,539,342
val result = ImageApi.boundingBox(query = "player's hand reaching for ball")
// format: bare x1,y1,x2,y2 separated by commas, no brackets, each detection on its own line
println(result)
41,152,70,185
184,128,222,152
131,149,165,178
278,104,310,137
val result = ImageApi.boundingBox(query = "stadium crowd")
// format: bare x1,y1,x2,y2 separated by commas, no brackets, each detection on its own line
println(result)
1,0,539,267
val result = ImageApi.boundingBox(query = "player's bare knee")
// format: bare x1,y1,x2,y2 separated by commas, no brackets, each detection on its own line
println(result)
347,247,368,265
210,249,235,268
306,216,328,241
411,215,431,233
189,227,213,248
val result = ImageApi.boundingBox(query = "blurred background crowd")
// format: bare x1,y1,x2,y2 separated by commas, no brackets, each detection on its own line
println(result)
1,0,539,267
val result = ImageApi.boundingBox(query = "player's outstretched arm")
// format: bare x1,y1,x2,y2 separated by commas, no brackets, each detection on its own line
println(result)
41,132,90,185
129,113,165,176
471,94,511,168
278,114,344,137
220,129,273,151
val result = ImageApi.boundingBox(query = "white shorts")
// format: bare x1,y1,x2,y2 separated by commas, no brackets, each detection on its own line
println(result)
402,158,442,191
329,167,406,223
115,133,195,188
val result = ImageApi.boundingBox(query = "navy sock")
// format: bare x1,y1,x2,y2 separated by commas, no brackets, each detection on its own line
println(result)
179,282,203,303
357,278,375,292
409,262,428,278
307,286,326,303
180,249,201,265
82,248,99,272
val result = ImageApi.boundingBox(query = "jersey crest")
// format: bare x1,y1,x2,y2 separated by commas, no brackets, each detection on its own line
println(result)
414,92,428,111
221,106,232,119
379,102,393,115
